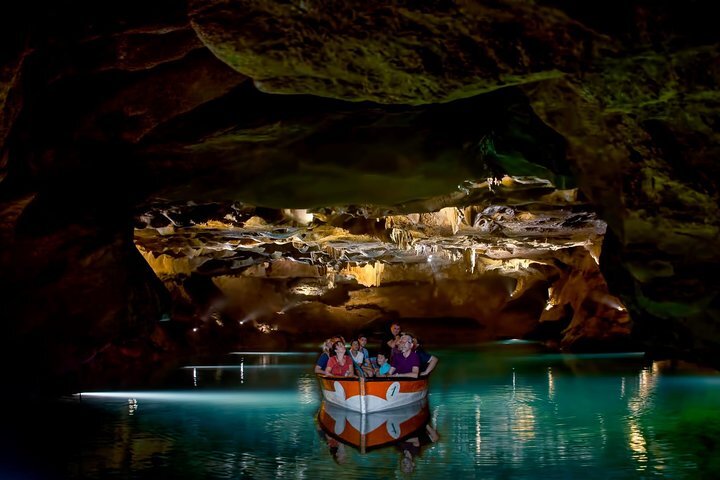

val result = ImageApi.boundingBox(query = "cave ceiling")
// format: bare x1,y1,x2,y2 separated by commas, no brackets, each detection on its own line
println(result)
1,0,719,386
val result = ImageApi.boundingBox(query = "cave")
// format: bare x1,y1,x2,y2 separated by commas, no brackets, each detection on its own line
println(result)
1,1,719,477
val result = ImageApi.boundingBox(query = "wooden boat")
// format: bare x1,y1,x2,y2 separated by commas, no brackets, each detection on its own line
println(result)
318,399,429,452
316,374,428,413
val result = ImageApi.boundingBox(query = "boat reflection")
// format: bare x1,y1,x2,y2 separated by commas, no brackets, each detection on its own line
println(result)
317,399,431,453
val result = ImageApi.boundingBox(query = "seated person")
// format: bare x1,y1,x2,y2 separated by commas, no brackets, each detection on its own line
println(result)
325,340,355,377
374,352,391,376
314,337,334,374
389,333,420,378
349,340,374,377
349,340,364,365
357,334,374,367
412,337,439,376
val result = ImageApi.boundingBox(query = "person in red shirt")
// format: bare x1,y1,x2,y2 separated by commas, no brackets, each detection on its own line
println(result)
325,340,355,377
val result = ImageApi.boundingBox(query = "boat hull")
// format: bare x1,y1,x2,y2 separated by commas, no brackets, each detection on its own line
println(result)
316,375,428,413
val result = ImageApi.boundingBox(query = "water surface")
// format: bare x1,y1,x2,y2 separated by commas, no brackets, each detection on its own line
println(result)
3,343,720,479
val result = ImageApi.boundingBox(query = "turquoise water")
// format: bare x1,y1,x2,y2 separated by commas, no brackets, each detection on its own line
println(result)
3,343,720,479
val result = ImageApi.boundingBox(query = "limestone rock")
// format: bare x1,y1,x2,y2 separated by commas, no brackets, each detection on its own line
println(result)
188,0,610,104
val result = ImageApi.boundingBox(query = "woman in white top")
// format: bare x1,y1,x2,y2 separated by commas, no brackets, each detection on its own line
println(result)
350,340,374,377
349,340,364,363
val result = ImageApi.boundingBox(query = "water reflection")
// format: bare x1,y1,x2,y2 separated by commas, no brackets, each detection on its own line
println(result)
626,363,660,471
9,348,720,479
317,400,438,473
317,400,430,451
547,367,555,400
128,398,138,415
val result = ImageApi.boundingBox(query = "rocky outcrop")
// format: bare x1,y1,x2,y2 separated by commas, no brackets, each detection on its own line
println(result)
188,0,611,104
0,187,172,391
132,195,610,348
525,51,720,363
540,247,632,350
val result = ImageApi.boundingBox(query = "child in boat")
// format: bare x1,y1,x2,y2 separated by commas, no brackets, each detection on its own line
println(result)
357,334,373,368
349,340,364,365
374,352,391,376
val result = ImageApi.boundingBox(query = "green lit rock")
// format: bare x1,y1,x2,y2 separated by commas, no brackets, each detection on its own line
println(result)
188,0,610,104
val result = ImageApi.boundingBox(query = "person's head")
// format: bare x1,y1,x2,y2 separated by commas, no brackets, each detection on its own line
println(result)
376,352,387,365
322,338,334,352
350,340,359,352
397,333,413,353
358,335,367,347
332,340,346,356
390,323,401,336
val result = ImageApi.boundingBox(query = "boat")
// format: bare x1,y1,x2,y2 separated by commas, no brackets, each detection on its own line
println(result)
318,398,429,452
315,374,428,413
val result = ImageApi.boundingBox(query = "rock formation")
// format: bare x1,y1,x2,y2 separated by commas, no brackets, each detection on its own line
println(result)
0,0,718,390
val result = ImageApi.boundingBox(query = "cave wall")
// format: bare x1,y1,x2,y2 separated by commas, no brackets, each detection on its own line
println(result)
0,0,719,387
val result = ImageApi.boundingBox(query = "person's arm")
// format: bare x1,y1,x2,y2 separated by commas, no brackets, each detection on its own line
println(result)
393,366,419,378
362,350,371,367
420,356,438,376
314,365,325,374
